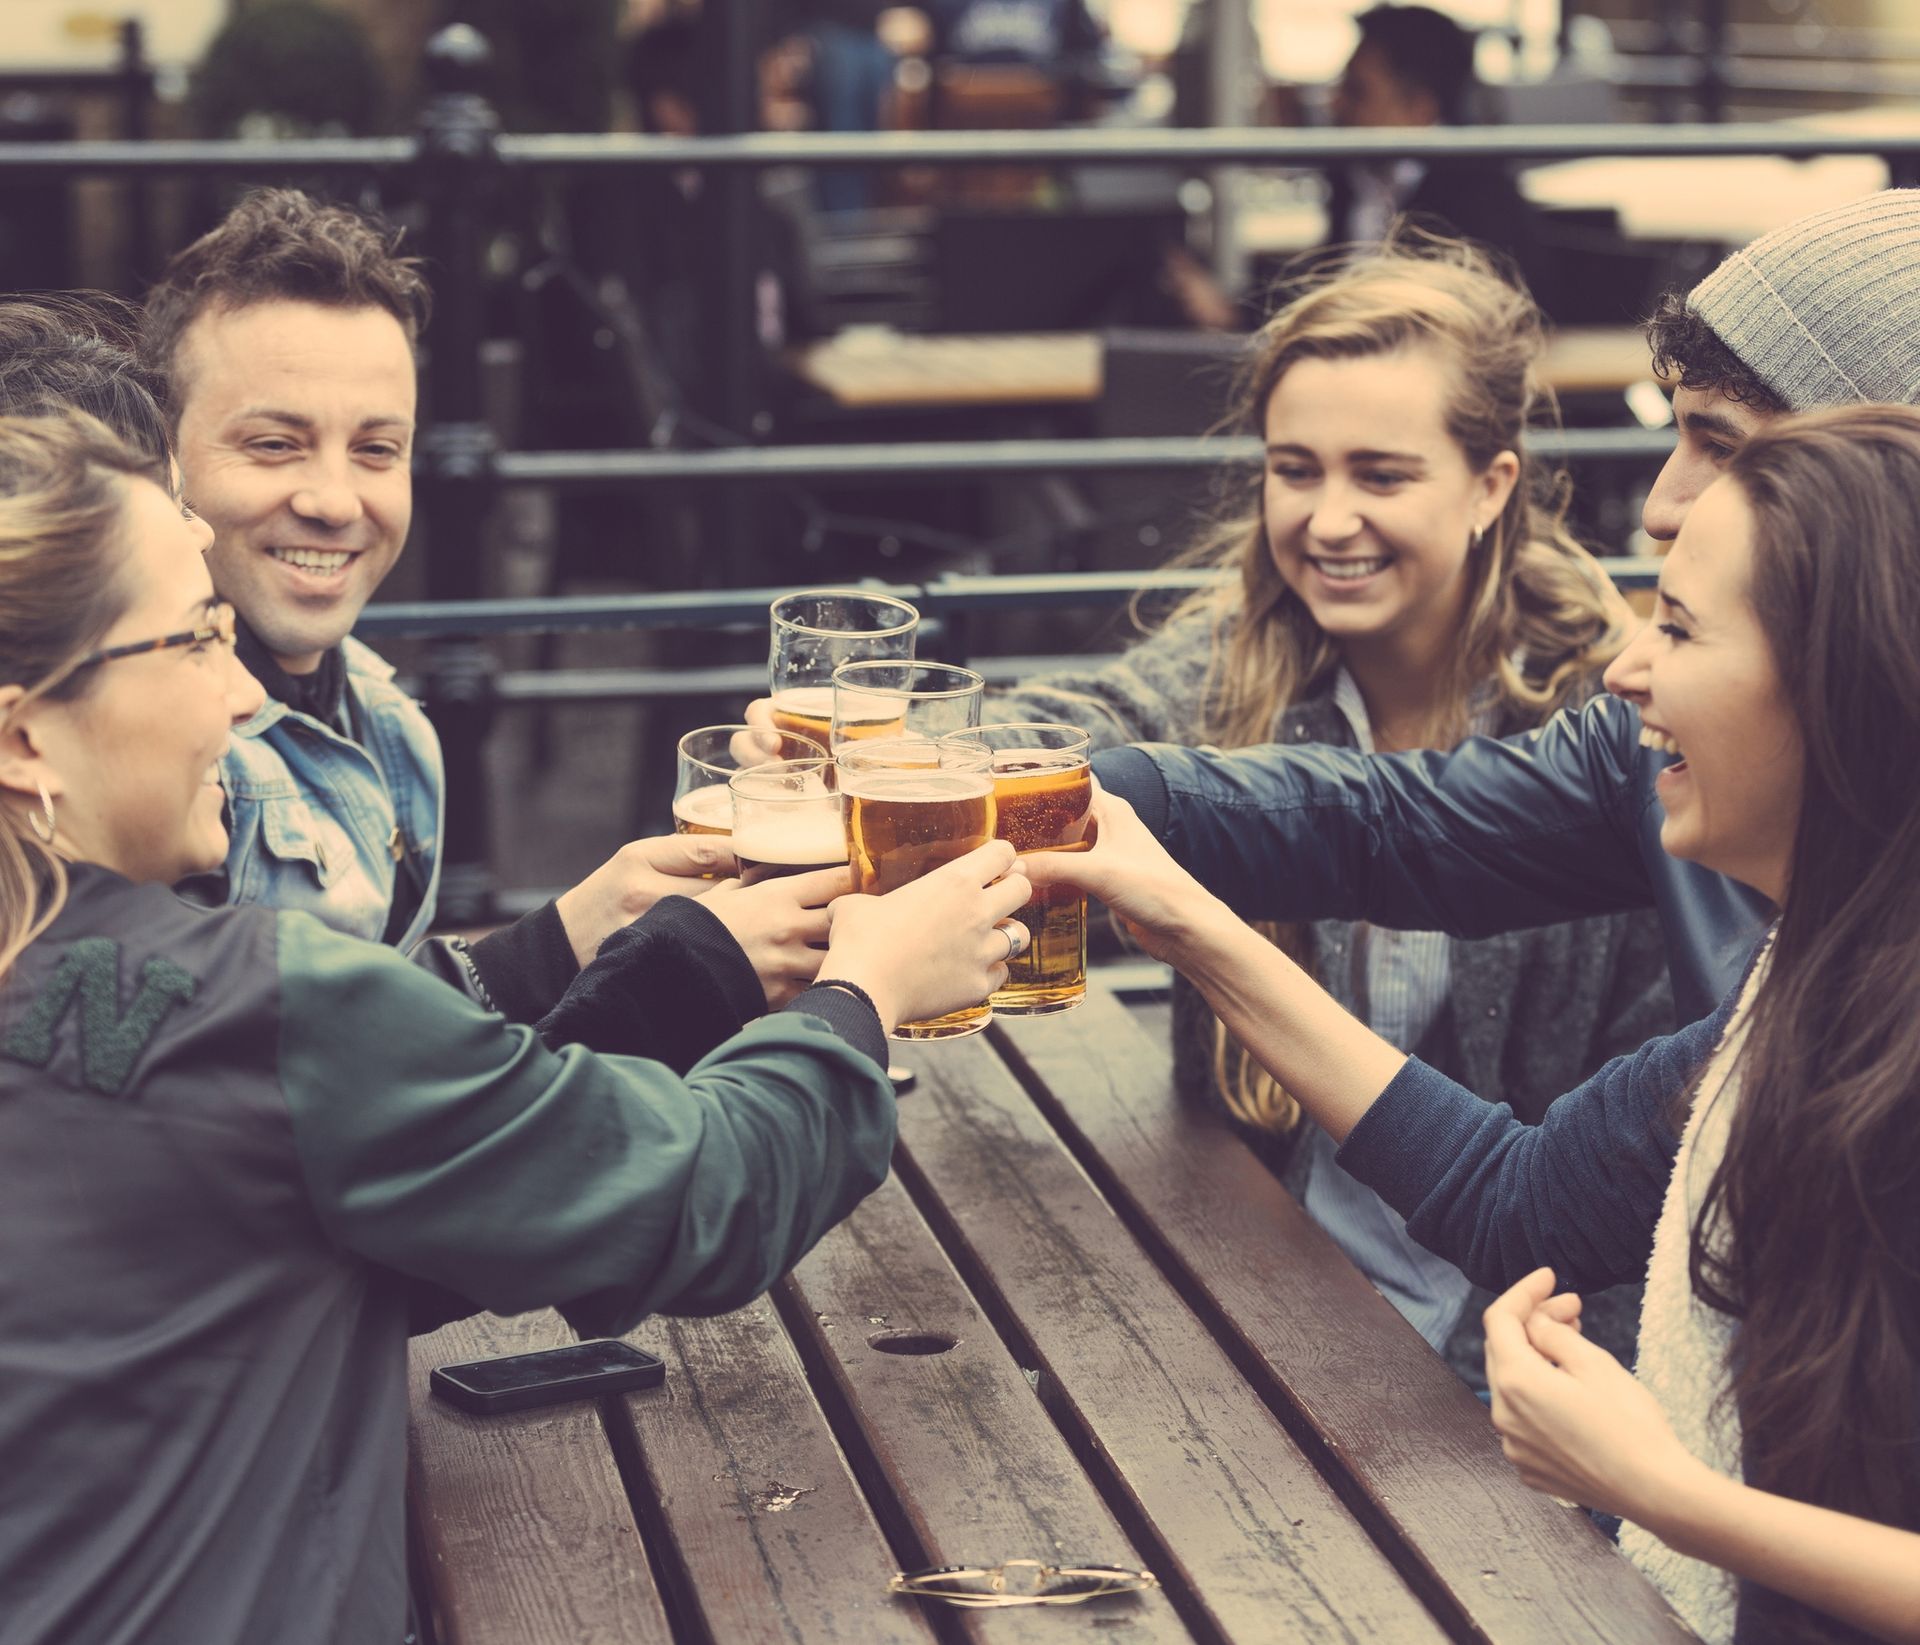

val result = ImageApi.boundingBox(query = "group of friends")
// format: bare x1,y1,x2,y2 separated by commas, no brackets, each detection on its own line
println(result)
0,179,1915,1645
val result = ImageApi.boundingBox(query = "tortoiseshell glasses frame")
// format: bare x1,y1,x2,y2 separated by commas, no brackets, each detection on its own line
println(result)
71,601,237,672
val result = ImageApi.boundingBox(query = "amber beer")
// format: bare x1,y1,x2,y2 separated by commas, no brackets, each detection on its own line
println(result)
989,752,1092,1014
771,685,900,746
842,760,997,1039
768,685,834,747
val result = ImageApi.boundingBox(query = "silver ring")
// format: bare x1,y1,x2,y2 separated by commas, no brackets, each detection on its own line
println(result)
998,922,1023,963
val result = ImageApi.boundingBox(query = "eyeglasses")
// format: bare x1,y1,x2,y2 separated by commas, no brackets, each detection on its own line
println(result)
887,1560,1158,1608
72,602,237,672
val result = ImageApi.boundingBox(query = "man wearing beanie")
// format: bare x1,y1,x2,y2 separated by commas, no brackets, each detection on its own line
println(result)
1088,188,1920,1025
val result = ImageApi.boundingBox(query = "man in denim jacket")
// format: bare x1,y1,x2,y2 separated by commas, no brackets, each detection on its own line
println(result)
147,190,722,1009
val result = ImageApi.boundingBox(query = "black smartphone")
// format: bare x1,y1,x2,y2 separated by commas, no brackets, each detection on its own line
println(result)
429,1340,666,1416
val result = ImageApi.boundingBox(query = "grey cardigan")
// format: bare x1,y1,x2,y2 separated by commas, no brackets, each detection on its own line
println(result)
991,607,1676,1381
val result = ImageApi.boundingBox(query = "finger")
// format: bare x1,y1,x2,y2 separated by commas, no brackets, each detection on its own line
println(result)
981,918,1029,966
642,832,736,878
1021,849,1094,894
743,697,779,731
987,873,1033,922
932,837,1017,886
788,907,834,947
777,864,855,906
1483,1268,1558,1375
1524,1310,1611,1374
1536,1292,1583,1325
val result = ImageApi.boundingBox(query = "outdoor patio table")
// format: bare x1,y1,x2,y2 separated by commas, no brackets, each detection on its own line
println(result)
407,988,1696,1644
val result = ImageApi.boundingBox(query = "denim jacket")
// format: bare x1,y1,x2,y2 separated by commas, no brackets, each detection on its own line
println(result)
219,636,443,950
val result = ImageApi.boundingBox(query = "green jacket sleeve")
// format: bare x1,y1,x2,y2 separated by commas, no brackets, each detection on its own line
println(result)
273,912,895,1336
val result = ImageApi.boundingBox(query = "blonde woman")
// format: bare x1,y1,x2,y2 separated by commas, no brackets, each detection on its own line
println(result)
992,240,1672,1379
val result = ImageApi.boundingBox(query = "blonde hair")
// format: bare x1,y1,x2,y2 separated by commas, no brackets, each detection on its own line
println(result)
0,411,159,981
1169,237,1628,1133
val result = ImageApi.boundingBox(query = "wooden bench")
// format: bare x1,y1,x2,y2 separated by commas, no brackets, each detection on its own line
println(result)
409,987,1696,1644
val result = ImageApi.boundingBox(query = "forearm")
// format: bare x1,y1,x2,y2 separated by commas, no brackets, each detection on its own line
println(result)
1643,1462,1920,1644
1166,898,1406,1141
1095,697,1658,934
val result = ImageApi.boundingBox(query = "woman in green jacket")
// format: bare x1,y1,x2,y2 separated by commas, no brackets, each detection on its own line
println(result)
0,409,1030,1645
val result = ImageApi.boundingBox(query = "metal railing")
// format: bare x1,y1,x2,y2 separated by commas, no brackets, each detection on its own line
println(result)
8,23,1910,915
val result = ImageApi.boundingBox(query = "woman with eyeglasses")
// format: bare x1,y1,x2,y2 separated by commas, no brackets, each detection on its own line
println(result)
0,409,1030,1645
1026,404,1920,1643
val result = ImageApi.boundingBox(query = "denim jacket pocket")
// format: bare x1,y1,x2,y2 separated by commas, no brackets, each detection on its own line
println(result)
256,795,346,890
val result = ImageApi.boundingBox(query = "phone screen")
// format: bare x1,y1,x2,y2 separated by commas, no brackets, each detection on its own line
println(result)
449,1342,658,1394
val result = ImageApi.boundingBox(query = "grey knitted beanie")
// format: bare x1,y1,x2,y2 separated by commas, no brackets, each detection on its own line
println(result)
1688,189,1920,411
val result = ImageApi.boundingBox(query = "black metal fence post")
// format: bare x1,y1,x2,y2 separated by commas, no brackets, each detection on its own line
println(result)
416,24,502,926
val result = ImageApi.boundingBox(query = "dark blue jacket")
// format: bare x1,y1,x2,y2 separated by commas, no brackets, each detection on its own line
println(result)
1093,692,1772,1024
1337,994,1737,1293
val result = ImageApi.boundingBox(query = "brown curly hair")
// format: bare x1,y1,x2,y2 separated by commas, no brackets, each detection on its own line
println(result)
1643,287,1787,414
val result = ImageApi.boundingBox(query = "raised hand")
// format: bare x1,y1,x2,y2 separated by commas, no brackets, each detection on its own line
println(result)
555,832,739,968
698,866,850,1008
1484,1267,1701,1520
821,839,1031,1031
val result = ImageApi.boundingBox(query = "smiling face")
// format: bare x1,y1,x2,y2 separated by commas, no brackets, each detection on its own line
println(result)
28,477,266,884
173,299,416,675
1263,347,1518,670
1641,385,1775,542
1603,476,1802,902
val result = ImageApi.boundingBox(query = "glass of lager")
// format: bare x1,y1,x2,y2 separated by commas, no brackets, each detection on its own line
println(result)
830,660,983,749
944,724,1092,1015
838,736,998,1040
675,725,828,855
769,590,919,748
728,759,848,885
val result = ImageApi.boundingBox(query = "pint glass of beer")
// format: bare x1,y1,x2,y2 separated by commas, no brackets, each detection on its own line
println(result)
769,590,919,747
838,737,998,1040
675,725,828,854
830,660,983,748
728,759,848,885
946,724,1092,1016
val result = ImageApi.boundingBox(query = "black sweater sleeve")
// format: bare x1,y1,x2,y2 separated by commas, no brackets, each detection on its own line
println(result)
465,900,580,1024
531,895,767,1074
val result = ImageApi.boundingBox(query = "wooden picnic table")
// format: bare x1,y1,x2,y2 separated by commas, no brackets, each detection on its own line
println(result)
408,989,1696,1644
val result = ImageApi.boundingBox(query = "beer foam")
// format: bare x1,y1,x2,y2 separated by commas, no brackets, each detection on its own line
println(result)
732,811,849,866
840,769,994,802
672,785,733,830
772,684,835,717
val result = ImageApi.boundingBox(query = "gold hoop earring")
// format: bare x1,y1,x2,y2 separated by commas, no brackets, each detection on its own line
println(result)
28,780,55,845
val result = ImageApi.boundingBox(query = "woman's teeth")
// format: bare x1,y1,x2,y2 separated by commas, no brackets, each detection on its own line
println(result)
270,546,351,573
1639,728,1685,757
1312,556,1391,580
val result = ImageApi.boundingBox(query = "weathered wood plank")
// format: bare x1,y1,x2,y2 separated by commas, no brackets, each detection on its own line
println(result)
608,1302,938,1645
898,1030,1448,1644
784,1172,1193,1642
995,992,1697,1645
407,1310,671,1645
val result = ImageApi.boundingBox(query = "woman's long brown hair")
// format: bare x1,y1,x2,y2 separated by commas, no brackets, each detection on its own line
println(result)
1161,236,1629,1132
1697,405,1920,1639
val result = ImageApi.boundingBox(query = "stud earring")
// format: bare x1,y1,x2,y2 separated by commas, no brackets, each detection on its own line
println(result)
28,780,55,844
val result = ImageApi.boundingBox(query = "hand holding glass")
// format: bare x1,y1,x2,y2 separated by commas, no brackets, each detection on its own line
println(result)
944,723,1092,1015
839,736,998,1040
